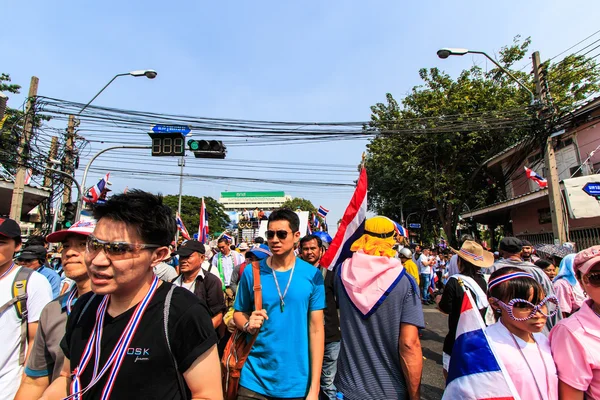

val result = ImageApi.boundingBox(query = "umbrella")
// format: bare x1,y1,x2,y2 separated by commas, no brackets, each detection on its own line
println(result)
534,243,575,259
313,231,333,244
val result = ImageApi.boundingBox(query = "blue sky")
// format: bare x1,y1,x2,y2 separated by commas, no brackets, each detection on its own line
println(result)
4,0,600,234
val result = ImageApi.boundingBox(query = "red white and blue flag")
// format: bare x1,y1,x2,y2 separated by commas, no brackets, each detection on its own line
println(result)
393,221,409,237
317,205,329,219
83,173,110,204
198,197,209,244
524,166,547,189
175,212,191,241
307,224,312,235
320,167,367,270
24,169,33,185
312,213,321,230
442,290,520,400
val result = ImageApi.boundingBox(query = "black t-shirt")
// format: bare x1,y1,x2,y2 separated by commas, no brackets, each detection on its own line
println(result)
321,266,341,343
60,282,217,400
438,274,487,355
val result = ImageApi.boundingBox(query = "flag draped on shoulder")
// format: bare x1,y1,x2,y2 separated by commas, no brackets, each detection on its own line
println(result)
175,212,191,241
83,173,110,204
317,205,329,219
443,289,521,400
524,166,547,189
320,167,367,270
198,197,209,244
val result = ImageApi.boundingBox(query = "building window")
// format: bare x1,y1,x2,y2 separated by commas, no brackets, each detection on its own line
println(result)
538,208,551,224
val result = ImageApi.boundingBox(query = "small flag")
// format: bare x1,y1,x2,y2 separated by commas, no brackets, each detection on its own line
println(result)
307,224,312,235
24,169,33,185
428,270,438,295
312,213,320,230
524,166,547,189
83,173,110,204
175,212,191,241
198,197,209,244
442,289,520,399
320,167,367,270
317,205,329,219
222,233,232,242
393,221,408,237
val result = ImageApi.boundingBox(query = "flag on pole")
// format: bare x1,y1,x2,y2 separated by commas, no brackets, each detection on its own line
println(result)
198,197,209,244
175,212,191,241
524,166,548,189
442,289,521,400
307,224,312,235
83,173,110,203
393,221,409,237
317,205,329,219
312,213,320,230
24,169,33,185
320,167,367,270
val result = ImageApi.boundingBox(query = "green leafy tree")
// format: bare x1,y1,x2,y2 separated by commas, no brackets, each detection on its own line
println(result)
365,36,600,246
163,195,229,237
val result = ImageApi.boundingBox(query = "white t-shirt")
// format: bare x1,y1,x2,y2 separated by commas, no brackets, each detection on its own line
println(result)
0,266,53,400
418,254,431,275
486,321,558,400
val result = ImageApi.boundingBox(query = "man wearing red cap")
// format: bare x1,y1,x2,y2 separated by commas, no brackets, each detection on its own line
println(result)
0,217,53,400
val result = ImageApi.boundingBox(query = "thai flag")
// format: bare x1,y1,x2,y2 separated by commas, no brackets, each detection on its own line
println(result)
317,205,329,219
222,233,232,242
175,212,191,241
428,269,438,295
307,224,312,235
524,166,547,189
312,213,320,230
320,167,367,270
393,221,408,237
442,290,520,400
198,197,209,244
24,169,33,185
83,173,109,203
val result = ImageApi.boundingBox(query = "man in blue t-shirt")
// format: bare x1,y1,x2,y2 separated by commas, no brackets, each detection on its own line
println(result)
234,209,325,400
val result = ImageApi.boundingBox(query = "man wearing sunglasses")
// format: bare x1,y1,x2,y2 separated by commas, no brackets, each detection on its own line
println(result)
42,190,222,400
233,209,325,400
17,246,61,299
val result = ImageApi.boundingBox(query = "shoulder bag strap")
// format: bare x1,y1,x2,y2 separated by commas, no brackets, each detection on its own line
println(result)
164,284,188,399
252,261,262,311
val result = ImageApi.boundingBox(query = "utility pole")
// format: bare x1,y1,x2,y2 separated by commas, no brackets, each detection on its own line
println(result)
9,76,39,222
532,51,567,245
175,155,185,243
62,115,76,204
43,136,59,187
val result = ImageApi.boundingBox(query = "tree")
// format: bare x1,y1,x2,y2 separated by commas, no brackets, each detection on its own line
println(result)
365,36,600,246
163,195,229,237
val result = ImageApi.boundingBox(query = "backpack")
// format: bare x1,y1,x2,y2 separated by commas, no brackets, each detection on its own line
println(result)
0,267,34,365
221,261,262,400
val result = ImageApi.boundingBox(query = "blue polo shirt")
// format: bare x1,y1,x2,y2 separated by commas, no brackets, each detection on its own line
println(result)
37,265,61,298
234,258,325,398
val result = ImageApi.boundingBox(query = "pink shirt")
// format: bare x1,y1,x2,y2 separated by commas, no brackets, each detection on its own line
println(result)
486,321,558,400
549,300,600,399
553,279,586,314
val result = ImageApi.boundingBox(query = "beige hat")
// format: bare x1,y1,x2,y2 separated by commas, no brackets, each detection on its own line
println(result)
450,240,494,268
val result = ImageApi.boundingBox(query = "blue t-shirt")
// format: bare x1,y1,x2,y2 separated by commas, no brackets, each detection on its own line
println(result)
37,265,61,299
234,257,325,398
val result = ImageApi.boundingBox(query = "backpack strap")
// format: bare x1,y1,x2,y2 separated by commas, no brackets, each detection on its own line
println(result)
12,267,33,365
164,284,187,399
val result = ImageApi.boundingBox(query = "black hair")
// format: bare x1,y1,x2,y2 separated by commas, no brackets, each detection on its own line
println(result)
299,234,323,249
92,190,176,246
456,257,480,278
217,237,230,245
460,234,474,245
245,252,258,262
488,267,546,304
230,245,236,251
254,237,264,244
534,259,553,270
268,209,300,232
25,236,46,247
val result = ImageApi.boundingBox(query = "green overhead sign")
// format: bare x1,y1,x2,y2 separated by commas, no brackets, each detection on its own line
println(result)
221,191,286,198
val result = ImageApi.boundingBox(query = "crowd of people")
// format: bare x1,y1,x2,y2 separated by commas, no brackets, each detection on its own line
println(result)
1,191,600,399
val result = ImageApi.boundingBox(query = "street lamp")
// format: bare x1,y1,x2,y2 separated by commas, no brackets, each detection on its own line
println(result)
78,69,158,115
437,48,535,104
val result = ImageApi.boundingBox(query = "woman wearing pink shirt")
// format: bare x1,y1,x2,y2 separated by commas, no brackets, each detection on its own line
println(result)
551,253,587,318
486,267,559,400
549,246,600,399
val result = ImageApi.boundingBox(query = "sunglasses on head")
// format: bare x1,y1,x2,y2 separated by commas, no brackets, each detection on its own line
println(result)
86,235,161,258
584,271,600,288
265,230,291,240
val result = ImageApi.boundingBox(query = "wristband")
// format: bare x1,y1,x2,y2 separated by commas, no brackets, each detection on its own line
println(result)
243,321,250,332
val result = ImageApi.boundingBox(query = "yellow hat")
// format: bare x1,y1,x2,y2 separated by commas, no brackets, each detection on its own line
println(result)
350,216,396,257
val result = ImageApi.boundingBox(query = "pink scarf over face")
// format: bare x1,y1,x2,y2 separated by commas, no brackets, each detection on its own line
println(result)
340,250,405,317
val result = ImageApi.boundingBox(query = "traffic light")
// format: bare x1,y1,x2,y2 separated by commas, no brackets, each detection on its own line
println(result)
188,140,226,159
62,202,77,228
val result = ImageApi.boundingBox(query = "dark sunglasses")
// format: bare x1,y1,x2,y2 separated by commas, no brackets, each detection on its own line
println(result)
86,235,161,258
584,272,600,288
266,230,291,240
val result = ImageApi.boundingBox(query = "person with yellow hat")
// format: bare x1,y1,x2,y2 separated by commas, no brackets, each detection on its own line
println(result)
334,216,424,400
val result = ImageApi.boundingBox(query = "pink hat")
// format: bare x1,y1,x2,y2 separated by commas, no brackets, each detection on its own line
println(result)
46,219,96,243
574,245,600,275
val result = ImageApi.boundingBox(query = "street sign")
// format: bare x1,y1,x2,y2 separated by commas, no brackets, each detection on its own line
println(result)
151,124,191,135
408,223,421,229
582,182,600,199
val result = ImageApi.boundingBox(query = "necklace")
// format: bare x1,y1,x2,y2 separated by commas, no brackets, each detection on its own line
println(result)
508,330,550,400
0,263,15,280
270,260,295,312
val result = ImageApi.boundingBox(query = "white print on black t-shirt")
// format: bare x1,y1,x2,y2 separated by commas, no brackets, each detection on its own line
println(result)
126,347,150,362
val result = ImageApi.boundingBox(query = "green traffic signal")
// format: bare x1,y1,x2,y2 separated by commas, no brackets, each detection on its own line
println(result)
188,140,200,151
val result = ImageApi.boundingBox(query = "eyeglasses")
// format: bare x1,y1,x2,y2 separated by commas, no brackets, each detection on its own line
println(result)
583,272,600,288
491,295,559,321
266,230,291,240
86,235,161,258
